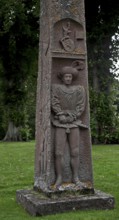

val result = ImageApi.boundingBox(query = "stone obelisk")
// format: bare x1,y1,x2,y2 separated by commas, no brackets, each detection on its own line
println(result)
16,0,114,216
35,0,93,191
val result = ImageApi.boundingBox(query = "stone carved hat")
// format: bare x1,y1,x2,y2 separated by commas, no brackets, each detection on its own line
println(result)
58,66,78,80
58,60,84,80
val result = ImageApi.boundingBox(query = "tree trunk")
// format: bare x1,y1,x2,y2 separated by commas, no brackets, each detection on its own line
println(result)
3,121,22,141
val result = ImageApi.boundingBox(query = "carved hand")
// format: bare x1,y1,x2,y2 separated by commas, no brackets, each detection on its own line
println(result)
59,115,67,123
59,114,74,123
66,112,77,120
66,115,74,123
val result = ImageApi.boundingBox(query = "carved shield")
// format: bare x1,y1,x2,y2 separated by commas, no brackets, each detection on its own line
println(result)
61,37,75,52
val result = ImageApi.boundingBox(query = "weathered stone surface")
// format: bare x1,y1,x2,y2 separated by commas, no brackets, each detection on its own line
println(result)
16,189,115,216
35,0,93,192
16,0,115,216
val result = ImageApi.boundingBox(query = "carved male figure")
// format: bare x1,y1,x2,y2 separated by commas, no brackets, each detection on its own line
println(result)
51,66,86,187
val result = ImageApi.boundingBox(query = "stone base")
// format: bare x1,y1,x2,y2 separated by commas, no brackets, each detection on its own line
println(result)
16,189,115,216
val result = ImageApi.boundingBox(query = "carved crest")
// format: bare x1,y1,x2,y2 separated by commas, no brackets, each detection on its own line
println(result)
60,21,75,52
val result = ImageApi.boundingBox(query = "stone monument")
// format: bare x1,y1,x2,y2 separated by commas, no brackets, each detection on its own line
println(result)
16,0,115,216
34,0,93,192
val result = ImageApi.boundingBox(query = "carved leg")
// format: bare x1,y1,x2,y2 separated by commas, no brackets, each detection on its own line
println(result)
55,155,63,186
68,128,80,184
71,156,79,184
55,128,66,187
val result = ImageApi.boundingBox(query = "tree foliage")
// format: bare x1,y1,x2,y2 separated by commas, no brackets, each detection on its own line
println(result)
0,0,119,142
0,0,39,140
85,0,119,143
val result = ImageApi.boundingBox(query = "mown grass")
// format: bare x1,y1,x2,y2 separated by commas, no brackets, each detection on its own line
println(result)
0,141,119,220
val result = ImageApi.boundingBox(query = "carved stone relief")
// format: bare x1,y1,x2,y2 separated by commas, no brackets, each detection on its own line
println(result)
60,21,75,52
35,14,93,192
51,62,88,189
53,19,84,55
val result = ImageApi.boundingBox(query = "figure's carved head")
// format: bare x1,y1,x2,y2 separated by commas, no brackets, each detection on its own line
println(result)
58,66,78,84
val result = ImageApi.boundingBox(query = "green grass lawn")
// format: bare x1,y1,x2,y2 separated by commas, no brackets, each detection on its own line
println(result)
0,141,119,220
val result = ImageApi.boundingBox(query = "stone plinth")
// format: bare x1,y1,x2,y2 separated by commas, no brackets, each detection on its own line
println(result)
16,189,114,216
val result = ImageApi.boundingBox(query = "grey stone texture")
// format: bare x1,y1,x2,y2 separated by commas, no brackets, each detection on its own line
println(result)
16,189,115,216
35,0,93,192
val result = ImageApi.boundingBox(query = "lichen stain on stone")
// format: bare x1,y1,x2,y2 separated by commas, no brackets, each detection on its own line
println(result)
69,6,79,17
53,15,61,23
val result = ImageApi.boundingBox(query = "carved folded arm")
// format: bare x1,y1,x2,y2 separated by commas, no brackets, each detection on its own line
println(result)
51,86,63,116
52,95,61,115
51,87,68,123
75,86,85,118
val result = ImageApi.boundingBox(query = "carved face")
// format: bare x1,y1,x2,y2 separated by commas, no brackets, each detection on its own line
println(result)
63,73,73,85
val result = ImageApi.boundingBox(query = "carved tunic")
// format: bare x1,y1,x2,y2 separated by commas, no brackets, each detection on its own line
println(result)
51,84,86,130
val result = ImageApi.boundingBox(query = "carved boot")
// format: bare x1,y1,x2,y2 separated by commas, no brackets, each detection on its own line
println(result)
55,175,62,188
